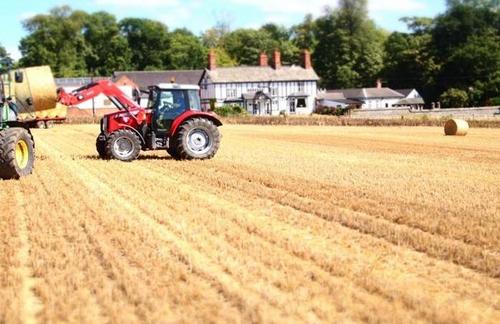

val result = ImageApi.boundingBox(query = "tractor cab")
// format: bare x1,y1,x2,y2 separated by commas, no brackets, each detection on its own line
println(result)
148,84,201,134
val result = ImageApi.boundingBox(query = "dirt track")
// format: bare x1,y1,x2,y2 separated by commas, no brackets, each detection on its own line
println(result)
1,124,499,323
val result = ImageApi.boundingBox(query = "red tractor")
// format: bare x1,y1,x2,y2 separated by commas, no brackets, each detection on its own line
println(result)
58,81,222,161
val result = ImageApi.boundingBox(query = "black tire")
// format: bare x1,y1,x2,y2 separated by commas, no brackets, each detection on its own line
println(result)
175,118,220,160
166,145,179,159
45,121,55,129
96,135,109,159
36,121,46,129
105,129,141,162
0,128,35,180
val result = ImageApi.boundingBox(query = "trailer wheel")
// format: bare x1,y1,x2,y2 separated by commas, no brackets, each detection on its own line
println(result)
0,128,35,179
105,129,141,162
175,118,220,160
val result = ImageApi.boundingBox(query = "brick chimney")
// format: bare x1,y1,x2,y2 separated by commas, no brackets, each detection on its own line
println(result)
208,49,217,70
301,49,312,69
376,78,383,89
259,52,268,67
272,49,281,69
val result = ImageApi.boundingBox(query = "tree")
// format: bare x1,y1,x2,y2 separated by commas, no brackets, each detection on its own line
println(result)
382,18,440,103
120,18,171,71
431,3,500,104
223,28,276,66
291,14,318,51
168,29,207,70
19,6,89,77
313,1,386,88
83,12,132,76
0,44,13,74
440,88,469,107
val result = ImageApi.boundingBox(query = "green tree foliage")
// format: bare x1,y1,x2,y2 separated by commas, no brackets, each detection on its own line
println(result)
19,6,89,77
432,3,499,105
83,12,132,76
440,88,469,107
291,14,318,52
382,19,440,102
0,44,13,74
168,29,207,70
222,28,276,66
120,18,171,71
313,1,386,88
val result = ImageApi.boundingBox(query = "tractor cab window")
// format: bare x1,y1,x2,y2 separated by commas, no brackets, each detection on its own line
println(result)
188,90,201,111
155,90,188,130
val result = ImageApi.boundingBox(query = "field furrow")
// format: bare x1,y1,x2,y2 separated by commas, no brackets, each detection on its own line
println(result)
1,124,499,323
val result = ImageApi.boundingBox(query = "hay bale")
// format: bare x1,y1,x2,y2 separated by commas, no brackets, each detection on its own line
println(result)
444,119,469,136
10,66,62,121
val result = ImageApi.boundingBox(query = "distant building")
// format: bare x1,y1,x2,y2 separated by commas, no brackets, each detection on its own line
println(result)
393,88,425,109
324,80,407,109
200,50,319,115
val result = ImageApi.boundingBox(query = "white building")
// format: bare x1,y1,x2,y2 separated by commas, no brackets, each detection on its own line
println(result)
200,50,319,115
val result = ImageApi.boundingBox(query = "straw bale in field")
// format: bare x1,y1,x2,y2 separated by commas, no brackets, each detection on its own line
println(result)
444,119,469,136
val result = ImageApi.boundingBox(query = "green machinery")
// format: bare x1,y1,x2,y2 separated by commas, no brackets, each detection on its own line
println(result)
0,71,35,179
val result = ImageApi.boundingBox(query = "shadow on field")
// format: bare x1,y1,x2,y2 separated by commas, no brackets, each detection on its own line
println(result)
79,155,173,161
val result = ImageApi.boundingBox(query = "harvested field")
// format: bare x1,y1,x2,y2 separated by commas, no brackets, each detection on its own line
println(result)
1,124,499,323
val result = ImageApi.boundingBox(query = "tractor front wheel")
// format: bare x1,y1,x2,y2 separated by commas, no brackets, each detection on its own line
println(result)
105,129,141,162
96,135,110,159
0,128,35,179
175,118,220,160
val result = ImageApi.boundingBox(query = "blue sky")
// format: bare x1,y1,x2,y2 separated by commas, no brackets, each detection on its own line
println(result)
0,0,446,60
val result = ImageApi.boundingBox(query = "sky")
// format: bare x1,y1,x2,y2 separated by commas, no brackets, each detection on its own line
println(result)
0,0,447,60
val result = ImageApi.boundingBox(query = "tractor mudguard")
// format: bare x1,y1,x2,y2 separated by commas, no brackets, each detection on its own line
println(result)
169,111,222,137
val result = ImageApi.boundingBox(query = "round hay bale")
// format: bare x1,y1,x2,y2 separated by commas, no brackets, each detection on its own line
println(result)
444,119,469,136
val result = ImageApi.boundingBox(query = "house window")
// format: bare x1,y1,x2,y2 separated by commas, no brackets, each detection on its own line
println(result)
270,88,278,96
226,88,237,98
386,103,389,108
297,98,307,108
289,100,296,113
298,82,305,92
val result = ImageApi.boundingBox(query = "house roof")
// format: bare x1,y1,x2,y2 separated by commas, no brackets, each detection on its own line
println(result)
328,87,405,99
205,66,320,83
395,89,415,97
242,91,272,100
56,77,110,87
113,70,205,89
317,92,346,100
395,98,425,105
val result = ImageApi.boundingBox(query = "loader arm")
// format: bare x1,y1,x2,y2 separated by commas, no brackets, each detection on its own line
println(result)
57,80,143,122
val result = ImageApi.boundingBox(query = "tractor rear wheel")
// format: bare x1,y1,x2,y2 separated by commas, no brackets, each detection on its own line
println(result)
175,118,220,160
0,128,35,179
96,136,109,159
105,129,141,162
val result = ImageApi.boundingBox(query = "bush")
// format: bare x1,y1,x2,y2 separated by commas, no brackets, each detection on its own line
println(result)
440,88,469,108
213,105,247,117
488,97,500,106
315,105,349,116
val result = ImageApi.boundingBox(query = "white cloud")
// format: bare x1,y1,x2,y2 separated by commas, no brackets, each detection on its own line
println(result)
7,46,21,61
369,0,426,12
94,0,179,7
18,12,37,21
228,0,427,15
